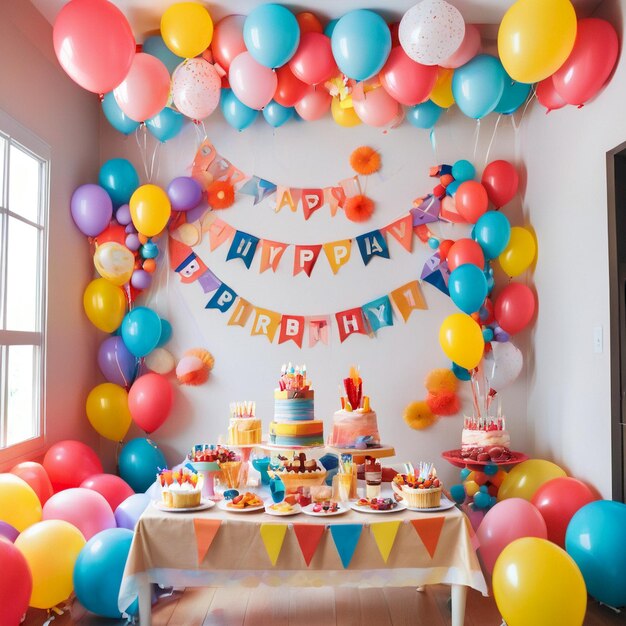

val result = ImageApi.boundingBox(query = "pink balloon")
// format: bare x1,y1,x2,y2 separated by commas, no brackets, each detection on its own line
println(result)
53,0,135,94
229,52,278,110
477,498,547,574
43,488,116,540
379,46,438,105
294,86,332,121
0,538,32,626
495,282,536,335
128,373,173,434
10,462,54,506
80,473,135,512
439,24,481,69
172,58,222,120
289,33,337,86
536,78,567,113
43,440,104,492
113,53,170,122
353,87,401,127
212,15,247,71
552,18,619,107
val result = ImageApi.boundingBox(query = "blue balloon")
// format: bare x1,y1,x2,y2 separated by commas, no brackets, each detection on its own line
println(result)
244,4,300,68
452,55,507,119
115,493,151,530
566,501,626,607
406,100,443,129
141,242,159,259
98,158,139,207
473,211,511,259
473,491,491,509
157,318,172,347
451,159,475,182
449,263,488,314
446,180,460,196
495,79,532,115
142,35,185,74
220,89,258,131
324,18,339,37
450,484,466,505
482,327,494,342
146,107,185,142
460,468,472,481
263,100,294,128
73,528,135,618
102,92,140,135
428,237,439,249
484,464,498,476
121,306,162,357
119,438,167,493
331,10,391,81
452,362,471,381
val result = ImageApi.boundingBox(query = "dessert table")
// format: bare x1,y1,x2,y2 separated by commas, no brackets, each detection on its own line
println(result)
119,499,486,626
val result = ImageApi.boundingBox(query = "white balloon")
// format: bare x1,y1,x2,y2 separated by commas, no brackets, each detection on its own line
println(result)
399,0,466,66
145,348,176,375
172,59,221,120
484,341,523,391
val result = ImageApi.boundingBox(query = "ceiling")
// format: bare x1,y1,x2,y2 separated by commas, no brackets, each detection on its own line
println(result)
31,0,603,41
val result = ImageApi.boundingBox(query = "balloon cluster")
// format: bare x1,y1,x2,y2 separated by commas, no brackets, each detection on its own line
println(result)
53,0,619,135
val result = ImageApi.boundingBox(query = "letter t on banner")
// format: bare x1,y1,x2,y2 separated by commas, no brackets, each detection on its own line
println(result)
335,308,368,343
308,316,330,347
390,281,427,322
278,315,305,347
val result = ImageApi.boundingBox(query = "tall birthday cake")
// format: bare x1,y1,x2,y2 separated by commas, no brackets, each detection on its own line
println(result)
228,401,262,445
269,364,324,447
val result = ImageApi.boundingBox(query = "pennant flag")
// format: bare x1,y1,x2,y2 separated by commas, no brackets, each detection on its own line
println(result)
197,268,221,293
293,524,326,567
325,186,346,217
410,195,441,226
370,521,401,564
251,307,281,342
193,519,221,565
390,281,427,322
335,307,368,343
226,231,260,269
308,316,330,347
239,175,277,205
169,238,210,284
275,186,297,213
191,140,218,187
330,524,362,569
421,253,450,296
356,230,390,266
362,295,393,333
260,523,287,566
323,240,352,275
259,239,289,273
293,245,322,277
278,315,305,348
339,176,360,199
206,283,237,313
301,189,324,220
385,214,413,252
410,517,446,558
208,218,235,251
228,298,253,327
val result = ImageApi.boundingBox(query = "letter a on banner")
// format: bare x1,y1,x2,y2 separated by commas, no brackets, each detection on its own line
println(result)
362,295,393,333
251,307,281,342
308,316,330,347
323,240,351,274
259,239,289,273
293,245,322,277
355,230,390,266
226,231,259,269
335,307,368,343
206,283,237,313
275,186,297,213
278,315,305,347
390,281,427,322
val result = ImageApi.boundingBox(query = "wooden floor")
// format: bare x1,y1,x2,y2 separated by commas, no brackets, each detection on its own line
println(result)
22,586,624,626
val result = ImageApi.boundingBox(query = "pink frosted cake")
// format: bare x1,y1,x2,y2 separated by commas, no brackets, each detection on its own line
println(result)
461,416,512,462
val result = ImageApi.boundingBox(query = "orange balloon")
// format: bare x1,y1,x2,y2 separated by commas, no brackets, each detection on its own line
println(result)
143,258,156,273
95,223,126,246
296,12,323,34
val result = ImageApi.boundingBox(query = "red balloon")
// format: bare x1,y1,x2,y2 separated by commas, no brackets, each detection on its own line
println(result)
481,160,519,209
274,66,309,107
0,537,32,626
536,77,567,113
211,15,247,72
439,239,454,262
80,473,135,511
43,440,104,492
128,373,173,433
95,223,127,246
294,86,332,121
10,462,54,506
289,33,337,86
495,282,536,335
296,12,323,35
552,18,619,107
447,238,485,272
379,47,438,106
455,181,489,224
531,478,598,547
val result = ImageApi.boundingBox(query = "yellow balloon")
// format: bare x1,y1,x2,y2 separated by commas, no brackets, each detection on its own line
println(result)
129,184,172,238
86,383,132,441
464,480,479,497
439,313,484,370
83,278,127,333
493,537,586,626
161,2,214,59
331,97,362,127
499,226,537,277
15,520,86,609
0,473,42,531
498,459,566,501
498,0,577,83
430,68,455,109
93,241,135,285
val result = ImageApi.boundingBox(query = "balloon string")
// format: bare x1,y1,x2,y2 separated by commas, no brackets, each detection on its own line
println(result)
429,128,438,162
149,140,161,183
134,125,150,183
512,88,537,134
472,119,481,162
484,115,502,167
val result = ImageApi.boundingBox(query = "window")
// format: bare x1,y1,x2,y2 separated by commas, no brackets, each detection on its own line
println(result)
0,109,49,458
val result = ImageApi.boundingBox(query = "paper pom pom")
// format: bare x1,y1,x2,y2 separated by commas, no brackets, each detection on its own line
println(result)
425,391,460,416
207,181,235,209
344,194,375,222
176,356,209,386
424,368,458,393
184,348,215,371
145,348,175,375
350,146,381,176
403,401,437,430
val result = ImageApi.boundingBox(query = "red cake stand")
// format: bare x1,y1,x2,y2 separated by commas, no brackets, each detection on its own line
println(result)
441,449,529,473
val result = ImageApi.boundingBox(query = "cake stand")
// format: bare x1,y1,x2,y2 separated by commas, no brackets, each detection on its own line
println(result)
441,449,529,473
326,444,396,464
189,461,223,500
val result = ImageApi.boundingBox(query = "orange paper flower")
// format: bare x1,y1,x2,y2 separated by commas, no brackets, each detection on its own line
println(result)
425,391,460,416
207,181,235,210
350,146,381,176
344,194,375,222
403,401,437,430
424,368,458,394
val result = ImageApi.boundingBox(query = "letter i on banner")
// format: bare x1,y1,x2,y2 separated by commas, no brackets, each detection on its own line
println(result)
278,315,305,347
390,281,427,322
226,231,260,269
259,240,289,273
335,307,368,343
251,307,282,342
323,240,351,274
293,245,322,277
308,316,330,347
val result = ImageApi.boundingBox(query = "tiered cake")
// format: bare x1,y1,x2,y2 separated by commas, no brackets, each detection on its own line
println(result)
228,401,262,445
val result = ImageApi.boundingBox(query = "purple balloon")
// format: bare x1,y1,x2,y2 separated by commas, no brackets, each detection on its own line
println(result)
97,336,137,387
0,521,19,543
126,233,141,251
70,184,113,237
167,177,202,212
115,493,150,530
131,269,152,290
116,203,132,226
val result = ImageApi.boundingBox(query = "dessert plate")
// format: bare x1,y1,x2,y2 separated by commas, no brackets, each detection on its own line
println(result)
404,497,456,512
154,499,215,513
265,503,302,517
301,503,349,517
350,500,407,514
218,499,265,513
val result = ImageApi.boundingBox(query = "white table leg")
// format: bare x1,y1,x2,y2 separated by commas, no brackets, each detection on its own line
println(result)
137,573,152,626
451,584,467,626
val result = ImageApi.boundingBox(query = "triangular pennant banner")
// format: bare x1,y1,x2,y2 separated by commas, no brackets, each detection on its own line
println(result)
193,519,221,565
260,523,288,566
410,517,446,558
323,240,351,275
410,195,441,226
330,524,362,568
390,281,427,322
384,214,413,253
301,189,324,220
206,283,237,313
293,524,326,567
197,268,221,293
275,186,297,213
362,295,393,333
355,230,390,266
335,307,368,343
259,239,289,273
278,315,305,347
228,298,253,327
421,253,450,297
325,186,346,217
308,316,330,347
226,231,260,269
293,245,322,277
239,175,277,205
251,307,281,342
370,521,401,564
208,218,235,251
